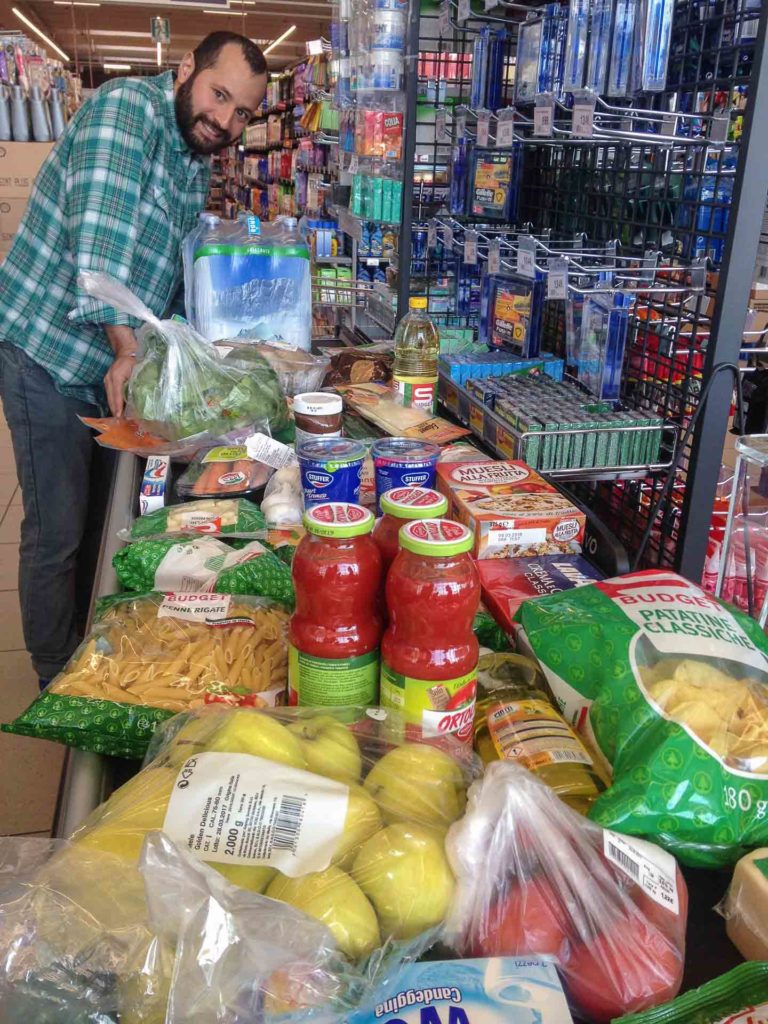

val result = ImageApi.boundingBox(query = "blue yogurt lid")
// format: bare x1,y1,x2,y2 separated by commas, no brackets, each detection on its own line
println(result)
297,438,367,464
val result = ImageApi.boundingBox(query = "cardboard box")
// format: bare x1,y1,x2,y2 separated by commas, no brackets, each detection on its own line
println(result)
0,198,29,251
436,459,586,559
0,142,54,198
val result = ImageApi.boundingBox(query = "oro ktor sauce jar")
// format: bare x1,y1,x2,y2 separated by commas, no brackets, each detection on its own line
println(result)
372,486,448,571
289,502,383,706
380,518,480,745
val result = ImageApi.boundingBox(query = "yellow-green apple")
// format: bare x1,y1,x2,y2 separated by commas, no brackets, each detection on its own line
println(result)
363,743,466,828
286,714,362,784
205,710,307,768
331,784,383,870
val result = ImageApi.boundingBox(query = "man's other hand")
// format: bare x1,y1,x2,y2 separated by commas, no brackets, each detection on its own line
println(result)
104,353,137,417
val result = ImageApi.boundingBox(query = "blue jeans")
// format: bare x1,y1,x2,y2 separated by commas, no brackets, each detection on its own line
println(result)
0,341,101,678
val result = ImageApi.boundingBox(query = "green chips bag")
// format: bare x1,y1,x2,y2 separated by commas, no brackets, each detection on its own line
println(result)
515,570,768,868
614,962,768,1023
127,498,267,542
113,537,294,607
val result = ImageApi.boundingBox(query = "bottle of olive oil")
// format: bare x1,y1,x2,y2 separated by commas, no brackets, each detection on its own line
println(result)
474,652,607,815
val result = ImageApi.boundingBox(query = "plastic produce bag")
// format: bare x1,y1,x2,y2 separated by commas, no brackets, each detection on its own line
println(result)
516,569,768,867
1,593,290,758
177,445,274,500
445,761,688,1023
78,271,292,442
124,497,268,542
261,463,305,528
219,340,330,398
184,215,312,350
113,536,295,606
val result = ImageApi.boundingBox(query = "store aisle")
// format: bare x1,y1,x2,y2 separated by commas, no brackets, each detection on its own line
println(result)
0,414,64,837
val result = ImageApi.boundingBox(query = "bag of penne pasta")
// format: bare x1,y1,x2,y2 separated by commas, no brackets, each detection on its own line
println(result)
1,592,290,759
123,498,269,542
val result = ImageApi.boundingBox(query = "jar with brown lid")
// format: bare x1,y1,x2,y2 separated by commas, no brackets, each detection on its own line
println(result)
293,392,343,448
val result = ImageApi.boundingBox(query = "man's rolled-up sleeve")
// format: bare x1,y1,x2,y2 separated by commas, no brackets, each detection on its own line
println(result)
66,85,154,327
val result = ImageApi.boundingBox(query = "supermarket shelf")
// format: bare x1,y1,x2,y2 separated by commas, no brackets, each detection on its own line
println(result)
439,374,679,482
314,255,353,265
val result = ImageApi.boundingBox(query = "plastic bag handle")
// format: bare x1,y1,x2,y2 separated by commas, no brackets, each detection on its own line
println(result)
77,271,162,327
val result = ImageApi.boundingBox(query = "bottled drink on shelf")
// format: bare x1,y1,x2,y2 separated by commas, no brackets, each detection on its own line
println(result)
392,297,440,413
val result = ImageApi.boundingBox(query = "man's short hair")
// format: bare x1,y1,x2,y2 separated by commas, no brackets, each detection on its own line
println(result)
192,32,267,79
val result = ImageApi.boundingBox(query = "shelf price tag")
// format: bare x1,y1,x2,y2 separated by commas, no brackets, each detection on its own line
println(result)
436,107,448,143
484,0,496,11
572,101,595,138
476,110,490,148
463,229,478,265
488,238,501,274
348,154,359,173
455,111,467,141
517,234,536,279
496,110,515,148
443,222,454,252
534,96,554,137
427,219,437,251
458,0,471,23
439,0,451,37
547,257,568,300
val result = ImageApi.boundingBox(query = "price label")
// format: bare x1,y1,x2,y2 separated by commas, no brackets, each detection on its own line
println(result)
497,115,515,148
439,0,451,36
572,103,594,138
476,111,490,148
458,0,471,22
534,102,553,137
547,257,568,300
484,0,496,10
661,113,677,138
443,223,454,252
710,113,730,142
427,219,437,250
464,230,478,265
455,112,467,140
436,107,447,142
348,154,359,173
517,235,536,279
488,238,501,275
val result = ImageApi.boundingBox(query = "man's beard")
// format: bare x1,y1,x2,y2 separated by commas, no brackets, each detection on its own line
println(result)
175,77,232,155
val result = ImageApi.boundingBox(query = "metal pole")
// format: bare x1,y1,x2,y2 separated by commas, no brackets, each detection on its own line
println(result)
676,5,768,582
396,3,421,321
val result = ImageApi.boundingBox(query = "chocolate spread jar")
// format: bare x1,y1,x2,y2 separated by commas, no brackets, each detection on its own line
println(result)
293,392,344,448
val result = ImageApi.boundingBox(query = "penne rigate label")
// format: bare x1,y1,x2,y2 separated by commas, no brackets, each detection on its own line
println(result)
158,593,232,623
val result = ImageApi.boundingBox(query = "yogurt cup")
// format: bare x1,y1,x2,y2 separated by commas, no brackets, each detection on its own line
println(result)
371,10,405,50
371,438,441,512
298,438,366,507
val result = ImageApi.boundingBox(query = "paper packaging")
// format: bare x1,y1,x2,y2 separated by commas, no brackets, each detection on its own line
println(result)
139,455,169,515
348,957,574,1024
0,141,54,198
436,459,586,559
0,197,29,250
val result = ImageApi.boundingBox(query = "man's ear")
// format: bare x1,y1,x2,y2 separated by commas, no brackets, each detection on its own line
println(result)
177,51,196,84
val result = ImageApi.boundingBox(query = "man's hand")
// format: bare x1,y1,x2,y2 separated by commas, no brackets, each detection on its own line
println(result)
104,325,139,417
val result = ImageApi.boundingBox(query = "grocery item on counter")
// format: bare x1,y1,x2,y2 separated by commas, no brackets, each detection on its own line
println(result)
473,604,512,652
477,554,603,637
436,459,586,559
372,487,448,570
289,503,383,706
474,651,606,814
322,347,393,388
292,391,343,448
298,437,367,507
613,962,768,1023
1,594,290,758
445,761,688,1023
371,438,441,513
381,519,480,746
138,455,169,515
347,956,574,1024
516,569,768,867
392,297,440,413
125,498,268,542
720,847,768,960
77,273,292,443
225,341,330,397
177,445,274,500
113,536,295,607
337,382,471,443
261,464,305,528
0,705,483,1023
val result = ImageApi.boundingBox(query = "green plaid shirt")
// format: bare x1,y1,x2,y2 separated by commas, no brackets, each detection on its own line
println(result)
0,71,210,406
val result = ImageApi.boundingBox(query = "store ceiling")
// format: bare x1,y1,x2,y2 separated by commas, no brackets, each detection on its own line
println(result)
0,0,331,79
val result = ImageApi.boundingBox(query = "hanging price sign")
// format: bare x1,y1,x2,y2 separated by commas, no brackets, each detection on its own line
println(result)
463,230,478,265
534,100,554,137
455,112,467,140
517,235,536,279
572,102,594,138
427,220,437,250
496,114,515,148
476,110,490,147
458,0,471,23
484,0,496,10
436,107,448,142
443,222,454,251
488,238,501,275
547,257,568,299
439,0,450,36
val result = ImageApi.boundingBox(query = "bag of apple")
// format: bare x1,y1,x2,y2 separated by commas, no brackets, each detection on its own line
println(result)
515,569,768,868
445,760,688,1024
66,706,482,1017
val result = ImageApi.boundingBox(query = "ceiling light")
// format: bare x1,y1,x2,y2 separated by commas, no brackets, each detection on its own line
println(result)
202,7,242,12
53,2,101,6
12,8,69,61
263,23,296,54
103,62,131,70
156,39,161,66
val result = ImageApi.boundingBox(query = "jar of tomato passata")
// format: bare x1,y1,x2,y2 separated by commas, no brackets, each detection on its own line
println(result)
381,518,480,745
289,502,383,707
372,486,448,571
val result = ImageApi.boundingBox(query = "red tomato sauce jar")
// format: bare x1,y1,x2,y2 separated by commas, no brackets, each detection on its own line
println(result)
380,518,480,745
372,486,448,571
289,502,383,706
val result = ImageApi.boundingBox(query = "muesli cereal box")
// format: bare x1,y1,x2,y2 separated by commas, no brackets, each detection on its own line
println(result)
436,459,586,559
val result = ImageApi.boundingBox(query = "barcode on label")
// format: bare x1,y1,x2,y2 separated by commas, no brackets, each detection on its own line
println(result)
271,794,307,853
607,841,640,880
550,748,592,764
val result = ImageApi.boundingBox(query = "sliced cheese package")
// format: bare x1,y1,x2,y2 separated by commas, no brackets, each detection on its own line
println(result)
124,498,268,542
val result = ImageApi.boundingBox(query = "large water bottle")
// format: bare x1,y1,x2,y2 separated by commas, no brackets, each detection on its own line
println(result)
392,297,440,412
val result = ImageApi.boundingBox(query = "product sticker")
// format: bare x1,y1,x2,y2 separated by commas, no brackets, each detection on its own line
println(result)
392,375,437,412
158,593,233,623
177,510,223,533
487,699,594,768
245,432,298,469
154,539,269,592
381,664,477,742
202,445,249,464
487,527,547,550
289,645,379,705
163,752,349,874
603,829,679,914
476,110,490,148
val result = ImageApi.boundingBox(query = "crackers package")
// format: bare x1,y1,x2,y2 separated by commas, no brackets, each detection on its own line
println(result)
516,569,768,868
436,460,585,559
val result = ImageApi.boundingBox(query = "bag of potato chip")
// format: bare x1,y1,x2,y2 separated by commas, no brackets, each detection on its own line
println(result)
515,570,768,868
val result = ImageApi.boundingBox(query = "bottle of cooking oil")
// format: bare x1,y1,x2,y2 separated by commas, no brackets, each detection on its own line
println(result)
474,652,607,815
392,297,439,413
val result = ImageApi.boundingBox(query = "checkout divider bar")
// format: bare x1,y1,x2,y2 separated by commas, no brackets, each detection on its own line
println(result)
53,452,142,838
